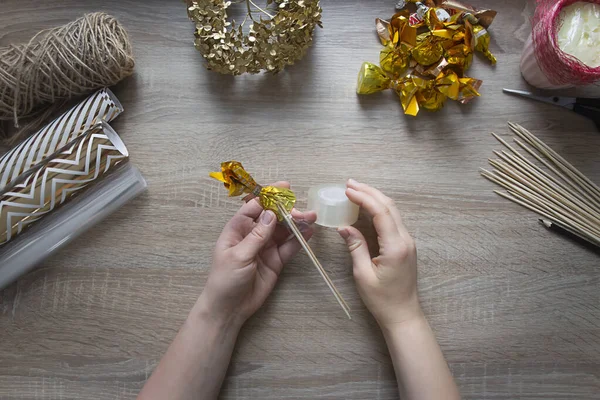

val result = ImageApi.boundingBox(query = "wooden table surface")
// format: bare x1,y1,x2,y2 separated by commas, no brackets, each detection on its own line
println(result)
1,0,599,399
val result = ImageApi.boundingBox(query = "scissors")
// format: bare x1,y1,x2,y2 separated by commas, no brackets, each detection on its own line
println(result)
503,88,600,130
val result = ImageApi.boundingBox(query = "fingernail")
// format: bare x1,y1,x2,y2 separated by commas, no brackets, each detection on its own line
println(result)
261,210,275,225
285,222,312,243
296,220,311,233
348,178,358,186
337,227,350,239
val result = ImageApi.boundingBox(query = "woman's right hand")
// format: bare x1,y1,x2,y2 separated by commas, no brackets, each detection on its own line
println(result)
337,180,422,329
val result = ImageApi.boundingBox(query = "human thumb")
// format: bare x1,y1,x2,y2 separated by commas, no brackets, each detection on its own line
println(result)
236,210,277,262
338,226,372,274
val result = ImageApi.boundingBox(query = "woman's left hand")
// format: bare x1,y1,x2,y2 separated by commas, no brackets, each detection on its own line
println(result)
198,181,317,328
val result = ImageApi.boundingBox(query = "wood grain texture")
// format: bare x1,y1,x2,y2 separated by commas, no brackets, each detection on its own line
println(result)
1,0,600,399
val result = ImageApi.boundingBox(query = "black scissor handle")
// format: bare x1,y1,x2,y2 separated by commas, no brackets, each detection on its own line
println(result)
573,104,600,131
575,97,600,109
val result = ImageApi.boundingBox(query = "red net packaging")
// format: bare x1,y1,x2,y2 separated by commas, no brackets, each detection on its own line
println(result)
521,0,600,89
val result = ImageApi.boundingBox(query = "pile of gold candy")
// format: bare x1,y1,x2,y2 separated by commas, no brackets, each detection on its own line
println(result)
357,0,497,116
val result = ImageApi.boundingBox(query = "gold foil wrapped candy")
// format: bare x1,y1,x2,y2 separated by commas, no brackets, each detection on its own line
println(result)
377,14,417,78
435,69,460,99
395,69,480,116
379,13,417,47
417,86,446,112
457,76,482,103
445,43,473,73
467,21,497,64
397,75,427,116
210,161,296,220
412,36,444,66
381,45,411,78
357,62,393,95
406,0,497,28
356,0,496,115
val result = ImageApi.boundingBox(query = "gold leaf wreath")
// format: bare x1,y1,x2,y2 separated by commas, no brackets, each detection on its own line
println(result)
186,0,322,75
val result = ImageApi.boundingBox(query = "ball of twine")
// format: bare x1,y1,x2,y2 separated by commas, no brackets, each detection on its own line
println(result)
0,12,135,143
532,0,600,87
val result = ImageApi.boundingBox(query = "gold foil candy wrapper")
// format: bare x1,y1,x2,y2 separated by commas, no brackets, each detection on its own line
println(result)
376,18,392,45
396,75,428,116
430,28,455,41
210,161,296,221
468,22,496,64
380,45,410,78
259,186,296,219
408,2,429,26
0,89,123,190
395,68,480,116
417,86,447,111
390,13,417,46
435,70,460,100
416,31,431,44
428,1,497,28
457,76,482,103
412,37,444,66
377,13,417,49
424,8,446,30
446,43,473,73
357,62,393,94
434,8,451,22
415,57,449,77
0,121,128,245
462,12,479,25
210,161,257,197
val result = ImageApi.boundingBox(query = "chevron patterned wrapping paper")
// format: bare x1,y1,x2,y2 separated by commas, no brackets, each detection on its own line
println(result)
0,121,129,245
0,88,123,190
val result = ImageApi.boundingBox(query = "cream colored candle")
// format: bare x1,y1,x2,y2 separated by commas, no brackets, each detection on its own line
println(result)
557,2,600,67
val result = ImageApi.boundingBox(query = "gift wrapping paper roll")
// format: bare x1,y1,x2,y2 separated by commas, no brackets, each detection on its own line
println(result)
0,121,128,245
0,88,123,190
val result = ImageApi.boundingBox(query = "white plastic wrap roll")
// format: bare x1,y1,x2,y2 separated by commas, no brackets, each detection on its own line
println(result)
308,184,359,228
0,162,146,289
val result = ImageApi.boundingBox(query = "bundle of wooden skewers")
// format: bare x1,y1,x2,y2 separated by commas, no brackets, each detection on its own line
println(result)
481,122,600,249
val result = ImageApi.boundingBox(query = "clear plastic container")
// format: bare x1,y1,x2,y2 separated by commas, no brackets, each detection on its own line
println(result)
308,184,359,228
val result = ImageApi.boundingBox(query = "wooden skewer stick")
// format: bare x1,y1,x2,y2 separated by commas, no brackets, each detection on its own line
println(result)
276,202,352,319
488,160,600,229
493,189,600,246
481,167,600,239
509,122,600,197
482,168,600,237
497,150,600,218
513,138,600,209
540,219,600,251
483,125,600,248
504,186,600,242
505,189,600,246
491,131,600,209
509,122,600,202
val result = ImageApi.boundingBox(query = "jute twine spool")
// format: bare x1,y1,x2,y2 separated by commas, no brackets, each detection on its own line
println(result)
0,13,135,143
